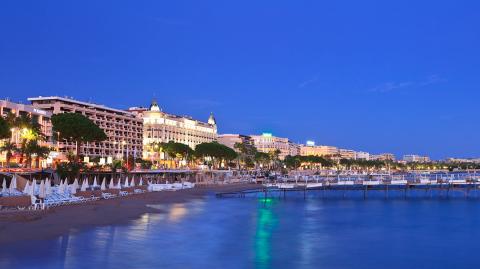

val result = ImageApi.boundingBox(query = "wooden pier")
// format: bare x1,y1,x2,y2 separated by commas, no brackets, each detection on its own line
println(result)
216,182,480,199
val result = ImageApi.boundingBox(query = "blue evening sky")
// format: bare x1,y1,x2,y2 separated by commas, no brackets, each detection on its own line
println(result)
1,1,479,159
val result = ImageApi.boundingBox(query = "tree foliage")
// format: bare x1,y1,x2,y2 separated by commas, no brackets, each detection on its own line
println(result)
284,155,334,169
195,142,238,168
51,113,107,159
52,113,107,143
0,117,10,139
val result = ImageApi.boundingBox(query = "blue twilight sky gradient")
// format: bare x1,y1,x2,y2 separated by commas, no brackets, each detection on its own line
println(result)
1,1,479,160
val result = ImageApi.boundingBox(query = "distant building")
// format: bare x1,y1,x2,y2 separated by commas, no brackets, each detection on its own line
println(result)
445,158,480,164
355,151,370,160
339,149,356,159
403,154,430,163
137,99,217,160
29,96,143,160
250,133,297,160
289,141,301,156
371,153,396,162
218,134,253,152
300,144,339,157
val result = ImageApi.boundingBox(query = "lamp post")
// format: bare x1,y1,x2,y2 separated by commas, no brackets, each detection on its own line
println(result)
113,141,118,160
122,141,127,168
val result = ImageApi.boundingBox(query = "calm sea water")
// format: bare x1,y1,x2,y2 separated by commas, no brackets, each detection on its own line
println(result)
2,192,480,269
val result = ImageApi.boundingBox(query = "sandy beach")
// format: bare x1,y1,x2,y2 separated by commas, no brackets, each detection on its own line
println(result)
0,183,258,245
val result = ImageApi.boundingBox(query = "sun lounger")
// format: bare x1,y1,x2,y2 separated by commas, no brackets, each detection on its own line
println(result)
119,191,129,196
102,192,116,199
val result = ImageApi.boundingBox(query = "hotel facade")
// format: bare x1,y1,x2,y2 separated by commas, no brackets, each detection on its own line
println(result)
0,99,53,146
0,99,53,166
300,144,339,157
403,154,430,163
218,134,253,152
28,96,143,160
371,153,396,162
138,100,217,160
250,133,299,160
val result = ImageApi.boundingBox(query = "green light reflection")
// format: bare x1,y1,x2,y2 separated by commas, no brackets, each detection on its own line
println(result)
254,198,278,268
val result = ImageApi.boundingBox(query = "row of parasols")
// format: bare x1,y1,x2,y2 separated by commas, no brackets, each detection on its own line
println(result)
1,176,20,195
2,176,147,198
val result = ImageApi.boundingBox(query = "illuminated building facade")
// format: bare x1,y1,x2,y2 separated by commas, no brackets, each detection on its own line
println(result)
250,133,298,160
28,96,143,160
403,154,430,163
0,99,53,166
218,134,253,152
300,144,339,157
139,100,217,160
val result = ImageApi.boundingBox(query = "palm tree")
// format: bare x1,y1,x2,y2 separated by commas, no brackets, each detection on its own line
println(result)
23,140,37,168
0,142,18,167
33,144,51,168
268,149,281,170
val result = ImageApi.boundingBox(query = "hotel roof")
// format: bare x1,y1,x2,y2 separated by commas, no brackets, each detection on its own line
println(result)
27,96,137,116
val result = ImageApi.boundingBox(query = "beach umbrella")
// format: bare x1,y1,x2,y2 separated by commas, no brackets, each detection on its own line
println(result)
2,179,7,193
100,178,106,191
124,176,129,188
39,180,46,199
116,179,122,190
70,183,77,194
139,178,143,186
45,180,52,196
9,175,17,193
11,175,17,189
33,179,38,195
93,177,98,189
45,178,52,196
109,178,114,189
58,180,65,194
80,179,87,192
29,181,35,197
23,181,31,194
130,177,135,187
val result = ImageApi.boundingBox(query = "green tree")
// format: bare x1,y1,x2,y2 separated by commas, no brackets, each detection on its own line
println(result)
51,113,107,161
284,155,301,170
234,141,257,169
254,152,270,169
195,142,237,169
0,142,17,167
0,117,10,139
23,140,50,168
33,143,51,168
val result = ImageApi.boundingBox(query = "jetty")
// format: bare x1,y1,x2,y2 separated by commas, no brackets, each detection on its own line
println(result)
216,174,480,199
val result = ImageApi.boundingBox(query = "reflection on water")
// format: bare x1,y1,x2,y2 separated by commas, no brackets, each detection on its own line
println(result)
2,197,480,269
254,199,278,268
168,203,188,222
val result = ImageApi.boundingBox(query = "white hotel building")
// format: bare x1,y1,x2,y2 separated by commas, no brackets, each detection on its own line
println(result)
137,100,217,160
29,96,143,160
250,133,299,160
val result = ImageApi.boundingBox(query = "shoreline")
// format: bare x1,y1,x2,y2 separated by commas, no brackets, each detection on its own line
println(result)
0,183,258,245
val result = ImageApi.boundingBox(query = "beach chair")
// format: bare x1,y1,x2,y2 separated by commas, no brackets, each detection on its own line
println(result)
101,192,116,199
30,196,41,210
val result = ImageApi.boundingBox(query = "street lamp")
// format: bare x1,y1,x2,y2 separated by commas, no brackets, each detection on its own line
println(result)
113,141,118,160
121,141,127,168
